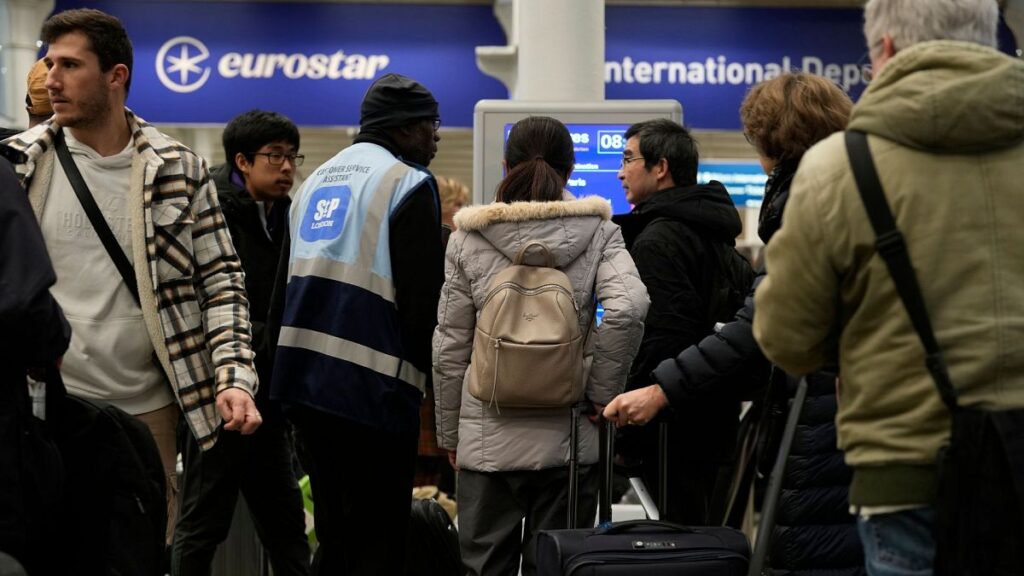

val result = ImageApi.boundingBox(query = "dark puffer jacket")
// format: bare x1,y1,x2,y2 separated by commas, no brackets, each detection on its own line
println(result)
761,164,864,575
768,374,864,576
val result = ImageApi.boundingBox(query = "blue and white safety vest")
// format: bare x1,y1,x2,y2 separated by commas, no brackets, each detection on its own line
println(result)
272,143,431,436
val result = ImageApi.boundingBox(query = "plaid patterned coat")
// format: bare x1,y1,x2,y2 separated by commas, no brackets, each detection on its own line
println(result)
5,109,257,450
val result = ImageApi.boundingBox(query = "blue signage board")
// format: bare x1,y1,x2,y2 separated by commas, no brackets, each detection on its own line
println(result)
49,2,1020,129
605,6,869,129
51,0,508,127
699,162,768,208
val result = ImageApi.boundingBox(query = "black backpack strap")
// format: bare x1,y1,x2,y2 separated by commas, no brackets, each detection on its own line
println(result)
53,129,140,305
844,130,958,411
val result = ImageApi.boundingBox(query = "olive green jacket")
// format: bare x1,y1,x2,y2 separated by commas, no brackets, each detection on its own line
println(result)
753,41,1024,506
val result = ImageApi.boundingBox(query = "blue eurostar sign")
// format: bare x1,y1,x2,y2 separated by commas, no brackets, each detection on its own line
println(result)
51,1,1019,129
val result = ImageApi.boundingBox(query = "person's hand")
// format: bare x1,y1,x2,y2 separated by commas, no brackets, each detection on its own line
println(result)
602,384,669,428
217,388,262,434
446,449,459,471
588,402,606,423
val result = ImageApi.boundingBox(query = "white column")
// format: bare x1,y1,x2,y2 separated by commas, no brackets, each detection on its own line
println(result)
477,0,605,102
1,0,53,128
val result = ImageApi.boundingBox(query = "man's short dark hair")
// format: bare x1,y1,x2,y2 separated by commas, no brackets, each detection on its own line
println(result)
625,119,699,187
222,110,301,173
41,8,134,94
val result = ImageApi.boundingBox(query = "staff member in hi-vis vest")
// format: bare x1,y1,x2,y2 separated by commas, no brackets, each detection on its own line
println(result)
271,73,444,576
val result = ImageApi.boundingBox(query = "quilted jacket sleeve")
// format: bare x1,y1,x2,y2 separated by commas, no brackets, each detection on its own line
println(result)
587,224,650,405
432,231,476,450
650,269,769,406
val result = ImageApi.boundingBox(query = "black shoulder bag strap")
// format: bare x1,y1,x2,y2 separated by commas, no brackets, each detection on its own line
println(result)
53,129,141,304
844,130,958,411
54,130,171,385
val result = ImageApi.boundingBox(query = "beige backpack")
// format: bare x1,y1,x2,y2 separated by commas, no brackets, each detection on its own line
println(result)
468,242,589,410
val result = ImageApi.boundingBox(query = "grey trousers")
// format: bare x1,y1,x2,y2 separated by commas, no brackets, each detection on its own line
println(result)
457,465,599,576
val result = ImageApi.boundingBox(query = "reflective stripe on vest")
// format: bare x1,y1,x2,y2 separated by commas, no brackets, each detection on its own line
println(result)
289,257,395,303
278,326,426,393
282,157,425,395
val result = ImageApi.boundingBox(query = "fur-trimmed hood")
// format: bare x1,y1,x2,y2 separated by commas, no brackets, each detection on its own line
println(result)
451,195,613,268
453,195,611,231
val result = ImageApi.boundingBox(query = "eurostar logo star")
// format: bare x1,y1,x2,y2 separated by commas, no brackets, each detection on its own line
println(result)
155,36,211,93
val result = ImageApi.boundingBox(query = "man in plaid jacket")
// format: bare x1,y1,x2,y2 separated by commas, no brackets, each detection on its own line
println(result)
4,8,260,545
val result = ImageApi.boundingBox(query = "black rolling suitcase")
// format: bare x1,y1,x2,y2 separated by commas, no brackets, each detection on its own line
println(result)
535,408,751,575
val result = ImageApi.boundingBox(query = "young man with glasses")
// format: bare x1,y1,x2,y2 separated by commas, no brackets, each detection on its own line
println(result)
172,109,309,576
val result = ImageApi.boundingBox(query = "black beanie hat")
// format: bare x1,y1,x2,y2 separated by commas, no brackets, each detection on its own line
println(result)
359,73,439,130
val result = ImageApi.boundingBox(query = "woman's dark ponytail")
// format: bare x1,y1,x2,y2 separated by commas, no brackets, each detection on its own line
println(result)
495,116,575,203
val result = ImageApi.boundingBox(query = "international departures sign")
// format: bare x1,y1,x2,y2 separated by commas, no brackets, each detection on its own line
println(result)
51,1,1019,129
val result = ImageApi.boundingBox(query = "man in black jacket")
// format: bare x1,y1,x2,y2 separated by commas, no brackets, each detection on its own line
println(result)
171,110,309,576
607,119,751,525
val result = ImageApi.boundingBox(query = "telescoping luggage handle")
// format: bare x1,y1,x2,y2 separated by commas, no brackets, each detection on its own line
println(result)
568,407,627,529
568,409,668,530
748,377,809,576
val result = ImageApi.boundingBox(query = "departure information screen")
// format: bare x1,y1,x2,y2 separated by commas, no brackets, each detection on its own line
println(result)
505,123,632,214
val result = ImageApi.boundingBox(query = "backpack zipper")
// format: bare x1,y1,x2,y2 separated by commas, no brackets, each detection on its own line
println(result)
482,283,579,314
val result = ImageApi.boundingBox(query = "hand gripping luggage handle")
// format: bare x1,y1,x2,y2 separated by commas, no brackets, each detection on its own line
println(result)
514,241,555,267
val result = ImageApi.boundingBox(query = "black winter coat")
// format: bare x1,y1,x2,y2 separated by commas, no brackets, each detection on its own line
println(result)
768,375,864,576
647,160,800,405
616,181,745,393
614,182,746,523
0,149,70,387
211,163,290,420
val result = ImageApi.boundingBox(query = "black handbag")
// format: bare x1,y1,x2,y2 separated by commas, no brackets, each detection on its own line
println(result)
845,130,1024,575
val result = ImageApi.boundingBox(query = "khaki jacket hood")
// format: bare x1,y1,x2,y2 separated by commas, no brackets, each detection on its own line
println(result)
850,41,1024,153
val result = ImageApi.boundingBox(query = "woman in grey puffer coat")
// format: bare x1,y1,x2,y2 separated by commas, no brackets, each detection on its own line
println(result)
432,116,649,576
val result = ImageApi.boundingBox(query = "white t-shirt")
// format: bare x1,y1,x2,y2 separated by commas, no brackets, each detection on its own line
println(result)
39,129,172,415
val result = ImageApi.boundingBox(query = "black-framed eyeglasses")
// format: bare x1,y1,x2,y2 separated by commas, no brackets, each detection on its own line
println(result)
620,155,645,168
430,118,441,131
254,152,305,167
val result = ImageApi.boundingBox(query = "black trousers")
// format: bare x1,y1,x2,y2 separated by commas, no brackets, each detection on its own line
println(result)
457,465,599,576
288,405,418,576
171,419,309,576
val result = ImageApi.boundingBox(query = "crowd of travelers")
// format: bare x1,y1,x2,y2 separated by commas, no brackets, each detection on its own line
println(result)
1,1,1022,575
